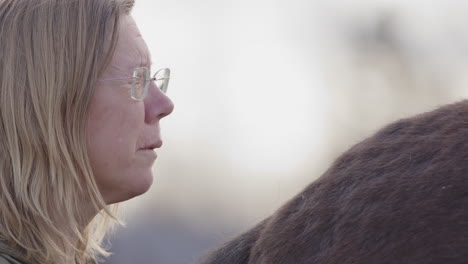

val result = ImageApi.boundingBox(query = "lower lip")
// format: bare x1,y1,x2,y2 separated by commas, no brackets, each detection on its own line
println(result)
138,149,157,160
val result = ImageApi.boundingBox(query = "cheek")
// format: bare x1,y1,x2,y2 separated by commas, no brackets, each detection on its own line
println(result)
86,89,144,187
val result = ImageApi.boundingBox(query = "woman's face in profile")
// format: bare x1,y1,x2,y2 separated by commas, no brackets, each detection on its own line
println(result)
86,15,174,204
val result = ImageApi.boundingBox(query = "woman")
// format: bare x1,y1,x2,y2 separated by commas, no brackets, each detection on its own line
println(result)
0,0,173,263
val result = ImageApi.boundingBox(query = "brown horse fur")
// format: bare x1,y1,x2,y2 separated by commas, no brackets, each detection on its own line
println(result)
199,100,468,264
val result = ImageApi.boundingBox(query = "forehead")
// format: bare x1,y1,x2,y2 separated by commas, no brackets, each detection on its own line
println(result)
107,15,152,74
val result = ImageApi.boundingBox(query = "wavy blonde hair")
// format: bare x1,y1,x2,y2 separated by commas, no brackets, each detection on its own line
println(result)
0,0,134,263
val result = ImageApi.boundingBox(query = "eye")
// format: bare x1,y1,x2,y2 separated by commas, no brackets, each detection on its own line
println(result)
134,77,143,85
134,68,147,83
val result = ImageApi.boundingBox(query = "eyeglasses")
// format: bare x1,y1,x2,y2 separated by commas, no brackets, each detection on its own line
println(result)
98,67,170,101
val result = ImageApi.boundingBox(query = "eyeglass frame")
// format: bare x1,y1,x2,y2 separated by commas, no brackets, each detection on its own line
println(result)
97,67,170,101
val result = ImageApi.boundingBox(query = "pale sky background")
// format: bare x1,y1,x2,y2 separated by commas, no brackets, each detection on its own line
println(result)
106,1,468,263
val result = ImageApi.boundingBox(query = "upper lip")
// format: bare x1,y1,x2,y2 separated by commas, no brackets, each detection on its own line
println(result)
140,140,163,150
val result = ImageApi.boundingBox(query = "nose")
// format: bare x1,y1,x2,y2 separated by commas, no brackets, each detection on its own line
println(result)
143,81,174,124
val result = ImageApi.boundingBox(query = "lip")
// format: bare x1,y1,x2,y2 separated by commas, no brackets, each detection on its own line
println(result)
137,148,157,160
139,140,163,151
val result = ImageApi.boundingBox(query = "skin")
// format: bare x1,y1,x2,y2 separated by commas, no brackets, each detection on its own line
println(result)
86,14,174,205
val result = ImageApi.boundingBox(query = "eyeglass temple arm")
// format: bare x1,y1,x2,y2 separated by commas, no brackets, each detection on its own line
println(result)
150,77,170,81
98,77,134,82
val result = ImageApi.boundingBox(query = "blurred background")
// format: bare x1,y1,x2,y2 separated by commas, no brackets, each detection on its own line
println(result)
105,1,468,263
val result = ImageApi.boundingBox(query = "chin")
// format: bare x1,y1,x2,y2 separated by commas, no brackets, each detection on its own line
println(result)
105,170,154,204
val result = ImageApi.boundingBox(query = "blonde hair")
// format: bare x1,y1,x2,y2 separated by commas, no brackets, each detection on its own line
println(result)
0,0,134,263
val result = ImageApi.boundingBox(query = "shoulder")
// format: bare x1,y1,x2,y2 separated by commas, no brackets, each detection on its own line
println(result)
0,240,27,264
0,255,8,264
0,254,23,264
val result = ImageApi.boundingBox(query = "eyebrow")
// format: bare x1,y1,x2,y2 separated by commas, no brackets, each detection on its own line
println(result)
126,58,152,75
140,59,153,67
136,47,153,68
131,58,151,73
